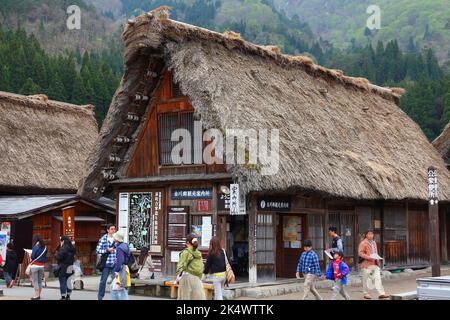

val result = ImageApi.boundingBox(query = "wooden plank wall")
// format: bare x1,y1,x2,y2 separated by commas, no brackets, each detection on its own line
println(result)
126,71,226,178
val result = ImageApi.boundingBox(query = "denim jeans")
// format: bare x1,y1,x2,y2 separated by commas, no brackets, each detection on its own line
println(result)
331,279,351,300
98,266,114,300
4,272,13,287
59,274,73,296
31,268,44,289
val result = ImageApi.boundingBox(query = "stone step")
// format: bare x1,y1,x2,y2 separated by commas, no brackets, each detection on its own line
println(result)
390,291,417,300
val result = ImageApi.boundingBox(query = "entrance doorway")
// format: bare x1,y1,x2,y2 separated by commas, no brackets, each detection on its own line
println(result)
276,214,306,278
226,215,248,280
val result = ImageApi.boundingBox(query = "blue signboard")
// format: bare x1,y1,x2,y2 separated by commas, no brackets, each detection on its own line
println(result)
171,188,213,200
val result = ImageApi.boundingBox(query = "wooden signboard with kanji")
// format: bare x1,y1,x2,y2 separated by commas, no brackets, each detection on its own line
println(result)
62,206,75,241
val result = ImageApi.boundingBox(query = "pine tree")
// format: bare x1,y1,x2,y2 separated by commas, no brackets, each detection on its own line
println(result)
0,65,11,91
19,78,41,95
47,73,66,101
70,75,87,105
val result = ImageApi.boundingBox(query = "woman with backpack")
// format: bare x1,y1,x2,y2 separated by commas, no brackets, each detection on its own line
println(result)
55,236,76,300
175,234,206,300
137,247,154,279
111,232,131,300
203,237,227,300
29,234,48,300
3,243,18,288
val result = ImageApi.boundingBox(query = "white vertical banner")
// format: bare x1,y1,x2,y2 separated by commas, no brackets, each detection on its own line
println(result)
229,184,240,215
118,193,129,243
229,184,246,215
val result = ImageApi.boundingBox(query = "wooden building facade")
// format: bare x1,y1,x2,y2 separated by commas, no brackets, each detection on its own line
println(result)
79,11,450,283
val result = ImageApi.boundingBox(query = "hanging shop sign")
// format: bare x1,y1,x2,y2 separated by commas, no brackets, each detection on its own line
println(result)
167,206,189,249
257,196,291,211
217,192,230,211
171,188,213,200
230,184,246,215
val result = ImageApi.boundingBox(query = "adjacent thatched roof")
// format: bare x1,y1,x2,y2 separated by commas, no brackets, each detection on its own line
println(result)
0,91,98,194
78,9,450,201
432,122,450,166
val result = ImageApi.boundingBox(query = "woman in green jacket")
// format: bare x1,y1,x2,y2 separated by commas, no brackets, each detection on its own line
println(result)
175,234,206,300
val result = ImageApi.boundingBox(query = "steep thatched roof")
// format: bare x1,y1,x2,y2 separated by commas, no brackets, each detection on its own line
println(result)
78,9,450,201
432,122,450,166
0,91,98,194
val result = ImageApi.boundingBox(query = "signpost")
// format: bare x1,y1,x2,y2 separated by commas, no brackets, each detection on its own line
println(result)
427,166,440,277
62,206,75,241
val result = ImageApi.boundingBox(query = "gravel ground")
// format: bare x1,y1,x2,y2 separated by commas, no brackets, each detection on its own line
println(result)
236,269,450,300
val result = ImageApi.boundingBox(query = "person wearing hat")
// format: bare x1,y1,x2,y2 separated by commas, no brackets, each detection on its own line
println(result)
296,239,323,300
55,235,76,300
358,230,390,299
326,251,351,300
111,231,131,300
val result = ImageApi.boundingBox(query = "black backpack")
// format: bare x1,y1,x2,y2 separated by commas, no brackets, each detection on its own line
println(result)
127,251,139,274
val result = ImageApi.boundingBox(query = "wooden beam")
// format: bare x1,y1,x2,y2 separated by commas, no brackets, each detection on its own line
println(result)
248,194,257,283
406,201,410,265
440,208,448,262
429,201,440,276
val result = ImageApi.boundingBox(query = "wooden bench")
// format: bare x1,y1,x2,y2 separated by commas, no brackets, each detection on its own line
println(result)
164,281,215,300
130,279,168,297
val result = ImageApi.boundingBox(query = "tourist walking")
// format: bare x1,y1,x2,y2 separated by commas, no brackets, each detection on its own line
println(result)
175,234,206,300
3,243,18,288
55,236,76,300
111,232,131,300
96,224,116,300
326,226,344,258
326,251,350,300
358,230,390,299
137,247,154,280
29,234,48,300
295,239,323,300
204,236,227,300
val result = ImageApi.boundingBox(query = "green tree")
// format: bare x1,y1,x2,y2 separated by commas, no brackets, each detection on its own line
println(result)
19,77,41,95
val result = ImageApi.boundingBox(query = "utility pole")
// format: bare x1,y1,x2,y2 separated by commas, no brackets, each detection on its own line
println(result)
427,166,441,277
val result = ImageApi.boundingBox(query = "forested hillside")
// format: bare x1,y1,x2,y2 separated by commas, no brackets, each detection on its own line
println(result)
1,0,449,140
274,0,450,64
0,27,121,125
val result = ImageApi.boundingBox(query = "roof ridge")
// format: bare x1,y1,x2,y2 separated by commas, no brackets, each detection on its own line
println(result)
123,9,405,103
0,90,95,115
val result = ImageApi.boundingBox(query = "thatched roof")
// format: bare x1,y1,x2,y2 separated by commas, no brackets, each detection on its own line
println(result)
432,122,450,166
0,91,98,194
78,9,450,201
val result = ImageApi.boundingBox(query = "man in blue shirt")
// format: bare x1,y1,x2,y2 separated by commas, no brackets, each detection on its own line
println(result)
296,240,323,300
96,224,117,300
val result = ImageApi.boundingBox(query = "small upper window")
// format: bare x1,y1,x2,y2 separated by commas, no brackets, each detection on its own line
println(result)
172,81,183,98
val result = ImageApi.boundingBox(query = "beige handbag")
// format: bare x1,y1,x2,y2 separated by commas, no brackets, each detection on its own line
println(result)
222,249,235,285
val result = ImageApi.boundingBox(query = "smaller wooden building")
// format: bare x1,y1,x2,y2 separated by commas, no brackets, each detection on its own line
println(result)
0,91,115,270
0,195,115,269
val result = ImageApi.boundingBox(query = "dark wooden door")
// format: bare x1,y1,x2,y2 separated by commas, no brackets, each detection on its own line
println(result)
408,209,429,266
276,214,306,278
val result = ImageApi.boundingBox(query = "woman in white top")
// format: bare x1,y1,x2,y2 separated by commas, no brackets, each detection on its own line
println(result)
137,247,154,279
